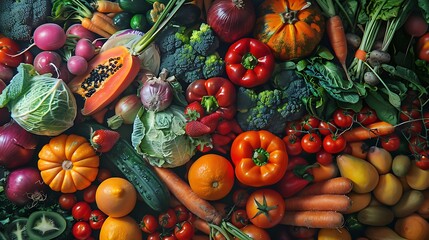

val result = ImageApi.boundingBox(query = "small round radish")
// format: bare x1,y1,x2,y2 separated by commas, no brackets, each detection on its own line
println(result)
0,63,14,83
58,63,74,83
66,24,96,41
33,23,67,51
33,51,62,75
75,38,96,60
404,14,428,37
67,55,88,76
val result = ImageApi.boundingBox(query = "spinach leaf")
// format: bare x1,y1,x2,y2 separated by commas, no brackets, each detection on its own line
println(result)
381,64,428,95
365,90,398,125
418,0,429,22
366,0,405,21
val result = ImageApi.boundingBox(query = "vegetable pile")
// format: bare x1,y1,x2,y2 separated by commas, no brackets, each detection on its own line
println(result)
2,0,429,239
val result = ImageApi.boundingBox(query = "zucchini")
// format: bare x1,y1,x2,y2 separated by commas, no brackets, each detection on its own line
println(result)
71,122,171,212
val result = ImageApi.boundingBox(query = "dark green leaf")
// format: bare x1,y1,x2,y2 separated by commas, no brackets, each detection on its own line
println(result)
365,90,398,125
381,64,427,95
367,0,405,21
418,0,429,22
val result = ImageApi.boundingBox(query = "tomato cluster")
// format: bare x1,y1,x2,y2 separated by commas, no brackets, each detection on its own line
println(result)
141,205,194,240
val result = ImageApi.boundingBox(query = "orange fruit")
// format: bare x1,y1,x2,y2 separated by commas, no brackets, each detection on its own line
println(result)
95,177,137,217
99,216,142,240
188,154,234,201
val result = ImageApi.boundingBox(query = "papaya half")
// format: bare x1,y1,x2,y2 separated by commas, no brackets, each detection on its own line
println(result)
68,46,141,116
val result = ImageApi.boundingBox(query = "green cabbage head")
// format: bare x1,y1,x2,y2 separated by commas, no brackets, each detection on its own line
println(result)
0,64,77,136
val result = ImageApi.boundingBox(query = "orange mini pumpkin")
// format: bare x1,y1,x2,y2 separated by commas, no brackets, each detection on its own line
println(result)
38,134,100,193
253,0,325,61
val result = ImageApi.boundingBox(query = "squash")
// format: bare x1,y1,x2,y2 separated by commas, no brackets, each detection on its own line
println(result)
68,46,141,116
37,134,100,193
253,0,325,61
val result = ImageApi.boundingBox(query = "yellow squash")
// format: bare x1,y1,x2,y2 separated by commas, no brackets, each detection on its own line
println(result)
337,154,379,193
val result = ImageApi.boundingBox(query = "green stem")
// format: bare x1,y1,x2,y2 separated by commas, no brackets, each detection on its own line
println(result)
241,53,258,70
252,148,269,166
201,96,219,114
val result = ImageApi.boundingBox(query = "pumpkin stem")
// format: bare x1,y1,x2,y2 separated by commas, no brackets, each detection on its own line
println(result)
62,160,73,170
232,0,244,8
241,52,258,70
281,2,312,24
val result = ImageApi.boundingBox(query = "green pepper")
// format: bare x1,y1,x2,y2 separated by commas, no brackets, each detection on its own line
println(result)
119,0,151,14
345,213,365,237
112,12,133,30
130,14,148,31
26,211,67,240
6,218,28,240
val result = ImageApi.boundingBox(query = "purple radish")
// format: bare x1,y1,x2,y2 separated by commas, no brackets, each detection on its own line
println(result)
58,63,73,83
66,24,96,41
75,38,96,60
33,51,62,75
32,23,67,51
67,55,88,76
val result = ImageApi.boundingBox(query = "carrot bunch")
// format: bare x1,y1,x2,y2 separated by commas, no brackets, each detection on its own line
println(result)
280,177,354,229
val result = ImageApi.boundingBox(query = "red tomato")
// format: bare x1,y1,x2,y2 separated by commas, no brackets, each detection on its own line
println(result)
141,214,159,234
424,112,429,128
174,221,194,240
147,232,162,240
58,193,77,211
230,209,249,228
96,168,112,183
416,154,429,170
405,121,423,135
357,106,378,125
232,188,250,208
246,189,285,228
162,233,178,240
400,104,421,121
301,115,320,131
0,37,24,67
82,185,97,203
301,133,322,154
285,121,303,136
333,108,354,128
409,135,428,153
89,209,106,230
381,134,401,152
317,120,336,136
158,208,177,229
283,134,303,156
23,51,33,64
417,32,429,61
322,134,347,154
72,221,92,240
72,201,92,221
174,205,189,223
240,224,271,240
316,149,334,165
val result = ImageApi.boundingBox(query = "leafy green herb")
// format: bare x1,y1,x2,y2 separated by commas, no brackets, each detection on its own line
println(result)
365,90,399,124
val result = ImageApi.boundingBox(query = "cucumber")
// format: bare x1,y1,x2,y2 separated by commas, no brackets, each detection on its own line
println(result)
71,122,171,212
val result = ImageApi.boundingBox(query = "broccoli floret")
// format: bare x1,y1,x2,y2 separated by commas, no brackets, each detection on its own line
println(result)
0,0,51,41
189,23,219,57
184,68,205,83
156,25,189,55
203,54,225,79
236,73,310,135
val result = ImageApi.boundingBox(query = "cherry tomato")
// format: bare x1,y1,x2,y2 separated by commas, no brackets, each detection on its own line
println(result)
162,233,178,240
174,221,194,240
246,189,285,228
301,115,320,131
174,205,189,223
232,188,250,208
89,209,106,230
357,106,378,125
316,149,334,165
230,209,249,228
405,121,423,135
141,214,159,234
409,135,428,154
72,201,92,221
82,184,97,203
283,134,303,156
317,120,336,136
381,134,401,152
301,133,322,154
0,36,24,67
158,208,177,229
323,134,347,154
147,232,162,240
72,221,92,240
416,32,429,61
240,224,271,240
400,104,421,121
333,108,354,128
96,168,112,183
58,193,77,211
423,112,429,128
23,51,34,64
416,154,429,170
285,121,303,136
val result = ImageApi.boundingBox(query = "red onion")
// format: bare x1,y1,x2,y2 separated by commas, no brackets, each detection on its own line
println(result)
0,120,39,169
5,167,47,206
207,0,256,43
107,94,143,129
140,69,173,112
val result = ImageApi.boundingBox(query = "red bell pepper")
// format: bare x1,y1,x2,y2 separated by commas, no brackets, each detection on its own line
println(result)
275,156,314,198
186,77,236,120
224,38,275,88
0,36,23,67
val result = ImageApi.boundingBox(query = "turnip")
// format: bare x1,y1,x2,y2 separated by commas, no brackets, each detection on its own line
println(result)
0,63,14,83
66,24,96,41
67,55,88,76
75,38,96,60
33,51,62,75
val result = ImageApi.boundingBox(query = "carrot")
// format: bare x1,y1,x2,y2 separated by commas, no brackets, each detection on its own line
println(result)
296,177,353,196
153,166,223,225
342,121,395,142
326,15,350,81
81,17,111,38
284,194,352,212
91,12,117,35
95,0,123,13
310,162,339,182
192,217,211,235
280,210,345,229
